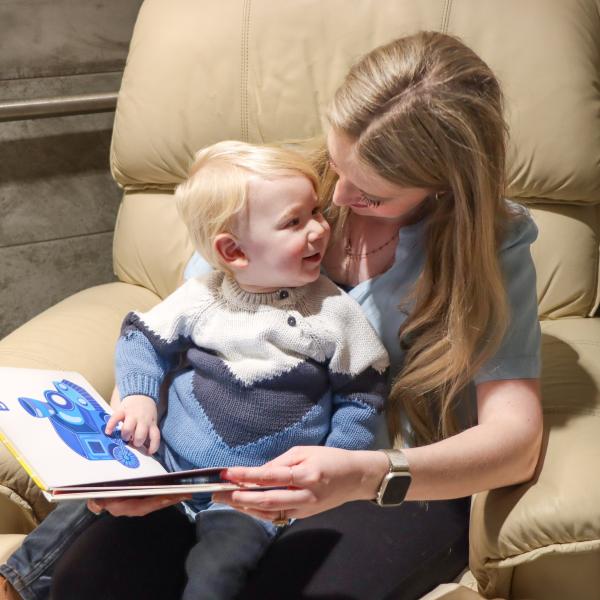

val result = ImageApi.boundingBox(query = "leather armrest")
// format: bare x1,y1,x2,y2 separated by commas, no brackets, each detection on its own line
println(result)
470,318,600,600
0,281,160,526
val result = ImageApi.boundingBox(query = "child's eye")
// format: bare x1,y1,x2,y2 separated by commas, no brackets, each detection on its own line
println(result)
285,218,300,228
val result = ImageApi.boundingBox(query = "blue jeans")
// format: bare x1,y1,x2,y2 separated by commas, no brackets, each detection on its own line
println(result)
0,501,96,600
0,501,277,600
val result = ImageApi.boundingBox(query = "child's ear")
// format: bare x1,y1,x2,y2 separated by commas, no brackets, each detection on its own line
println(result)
213,233,248,269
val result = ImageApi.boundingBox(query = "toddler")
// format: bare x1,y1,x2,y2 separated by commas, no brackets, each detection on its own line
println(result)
103,140,389,599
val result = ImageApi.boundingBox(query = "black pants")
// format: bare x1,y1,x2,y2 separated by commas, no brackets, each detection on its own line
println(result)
51,498,469,600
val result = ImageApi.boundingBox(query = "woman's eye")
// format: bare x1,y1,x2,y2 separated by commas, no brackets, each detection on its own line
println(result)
286,218,300,228
311,207,322,216
360,192,382,207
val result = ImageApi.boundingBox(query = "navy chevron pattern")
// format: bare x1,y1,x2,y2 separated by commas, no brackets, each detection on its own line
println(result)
328,368,388,413
189,348,329,446
115,272,389,500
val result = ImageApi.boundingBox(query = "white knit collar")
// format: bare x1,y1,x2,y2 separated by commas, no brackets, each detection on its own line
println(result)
220,275,307,309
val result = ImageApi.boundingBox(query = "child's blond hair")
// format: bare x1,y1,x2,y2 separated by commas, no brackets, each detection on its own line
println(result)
175,141,320,272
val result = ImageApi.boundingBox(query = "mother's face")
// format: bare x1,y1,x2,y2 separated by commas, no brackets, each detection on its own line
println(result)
327,129,433,223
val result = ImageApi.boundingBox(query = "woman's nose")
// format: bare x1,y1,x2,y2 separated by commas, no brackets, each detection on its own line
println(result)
332,177,362,206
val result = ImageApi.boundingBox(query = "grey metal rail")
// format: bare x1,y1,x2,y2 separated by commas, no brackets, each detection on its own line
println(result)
0,92,118,122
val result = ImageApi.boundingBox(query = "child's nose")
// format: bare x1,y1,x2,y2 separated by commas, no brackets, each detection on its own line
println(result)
307,219,329,243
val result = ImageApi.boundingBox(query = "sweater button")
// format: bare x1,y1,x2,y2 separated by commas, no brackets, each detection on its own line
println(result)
279,290,289,300
287,316,297,327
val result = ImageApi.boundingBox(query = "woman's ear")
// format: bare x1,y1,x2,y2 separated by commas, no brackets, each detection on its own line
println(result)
213,233,248,270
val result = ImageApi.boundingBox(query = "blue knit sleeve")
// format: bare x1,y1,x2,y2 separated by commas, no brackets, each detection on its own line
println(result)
115,279,207,402
115,328,175,402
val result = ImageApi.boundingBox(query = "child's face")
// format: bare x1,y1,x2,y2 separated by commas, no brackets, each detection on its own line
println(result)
233,175,330,292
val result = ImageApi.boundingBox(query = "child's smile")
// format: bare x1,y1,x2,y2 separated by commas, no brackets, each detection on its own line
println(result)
230,175,331,293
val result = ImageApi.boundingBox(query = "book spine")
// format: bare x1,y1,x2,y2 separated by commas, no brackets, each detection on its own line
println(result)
0,429,47,491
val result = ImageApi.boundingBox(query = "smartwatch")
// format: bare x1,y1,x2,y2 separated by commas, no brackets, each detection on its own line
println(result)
373,449,412,506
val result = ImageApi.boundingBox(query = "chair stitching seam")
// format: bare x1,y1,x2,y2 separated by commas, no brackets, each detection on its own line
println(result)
440,0,453,33
240,0,252,142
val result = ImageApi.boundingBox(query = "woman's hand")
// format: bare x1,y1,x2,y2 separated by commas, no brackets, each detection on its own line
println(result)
87,494,191,518
212,446,389,521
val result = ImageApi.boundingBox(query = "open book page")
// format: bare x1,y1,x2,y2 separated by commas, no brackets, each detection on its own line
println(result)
0,368,167,490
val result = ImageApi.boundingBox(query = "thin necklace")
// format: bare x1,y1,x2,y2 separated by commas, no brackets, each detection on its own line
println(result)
344,227,399,259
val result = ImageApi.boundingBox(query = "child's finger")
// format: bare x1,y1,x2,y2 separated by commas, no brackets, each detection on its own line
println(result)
132,423,149,448
148,425,161,455
120,415,137,442
105,409,125,435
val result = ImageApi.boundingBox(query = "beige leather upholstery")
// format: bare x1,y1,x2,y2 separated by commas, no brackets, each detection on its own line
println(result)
0,1,599,598
113,193,194,299
421,584,501,600
0,535,27,566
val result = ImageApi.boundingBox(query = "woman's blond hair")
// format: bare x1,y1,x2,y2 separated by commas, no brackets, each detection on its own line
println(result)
175,141,320,272
324,31,514,445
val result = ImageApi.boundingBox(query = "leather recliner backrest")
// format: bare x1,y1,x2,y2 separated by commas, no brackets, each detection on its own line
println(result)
110,0,600,315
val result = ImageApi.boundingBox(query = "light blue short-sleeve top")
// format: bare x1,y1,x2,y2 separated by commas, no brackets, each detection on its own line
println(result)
183,200,541,444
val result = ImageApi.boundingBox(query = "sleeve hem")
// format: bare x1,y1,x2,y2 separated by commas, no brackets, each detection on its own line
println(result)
474,355,541,385
118,375,161,403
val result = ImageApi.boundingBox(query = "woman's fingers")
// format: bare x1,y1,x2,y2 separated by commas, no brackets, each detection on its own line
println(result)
214,487,314,514
222,447,309,486
222,464,296,487
235,505,300,522
213,488,314,521
87,499,104,514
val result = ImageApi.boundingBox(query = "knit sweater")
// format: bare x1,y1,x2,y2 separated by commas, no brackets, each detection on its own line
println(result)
115,272,389,478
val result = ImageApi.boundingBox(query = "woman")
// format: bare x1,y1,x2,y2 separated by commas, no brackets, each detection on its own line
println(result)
209,31,543,597
0,31,542,600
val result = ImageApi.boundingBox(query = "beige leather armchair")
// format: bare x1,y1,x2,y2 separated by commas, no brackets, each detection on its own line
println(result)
1,1,599,599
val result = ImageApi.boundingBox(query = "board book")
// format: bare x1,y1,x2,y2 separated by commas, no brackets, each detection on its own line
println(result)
0,367,264,502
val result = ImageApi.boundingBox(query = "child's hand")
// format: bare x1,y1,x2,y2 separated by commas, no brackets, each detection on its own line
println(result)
105,395,160,454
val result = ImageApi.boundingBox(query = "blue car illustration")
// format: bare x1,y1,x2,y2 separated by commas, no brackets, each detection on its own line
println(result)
18,379,139,469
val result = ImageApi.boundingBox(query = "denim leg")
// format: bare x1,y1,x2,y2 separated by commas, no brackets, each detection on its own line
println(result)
0,501,99,600
182,507,276,600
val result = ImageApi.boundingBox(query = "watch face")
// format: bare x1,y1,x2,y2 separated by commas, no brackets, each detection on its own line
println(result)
382,473,411,505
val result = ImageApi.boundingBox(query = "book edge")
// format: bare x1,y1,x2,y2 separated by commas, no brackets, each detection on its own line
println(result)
0,428,48,491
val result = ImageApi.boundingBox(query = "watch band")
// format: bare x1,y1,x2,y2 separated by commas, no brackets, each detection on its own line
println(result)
381,448,410,473
373,448,411,506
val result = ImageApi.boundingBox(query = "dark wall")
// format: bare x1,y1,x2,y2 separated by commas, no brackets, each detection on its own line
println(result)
0,0,144,338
